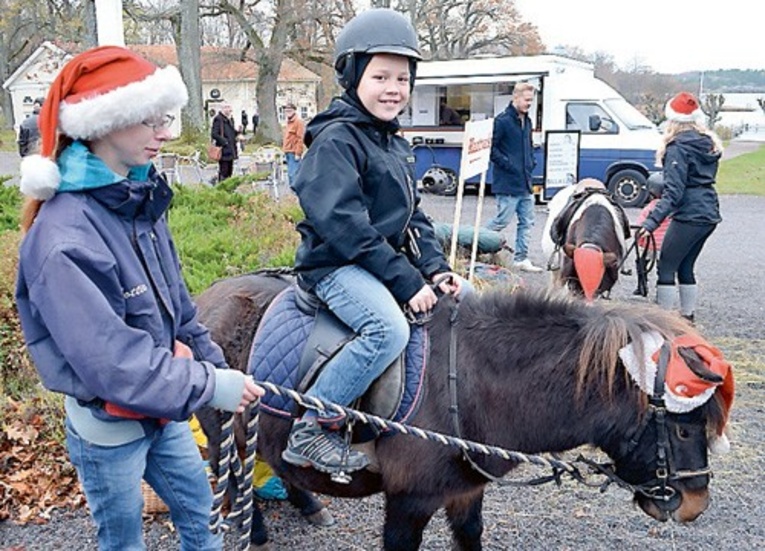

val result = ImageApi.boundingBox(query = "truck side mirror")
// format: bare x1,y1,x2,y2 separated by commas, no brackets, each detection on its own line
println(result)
589,114,602,132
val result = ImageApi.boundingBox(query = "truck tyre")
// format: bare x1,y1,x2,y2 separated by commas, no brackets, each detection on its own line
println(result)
608,168,648,208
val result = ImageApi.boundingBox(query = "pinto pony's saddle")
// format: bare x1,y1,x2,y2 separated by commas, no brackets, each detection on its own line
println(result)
248,285,428,425
550,187,632,248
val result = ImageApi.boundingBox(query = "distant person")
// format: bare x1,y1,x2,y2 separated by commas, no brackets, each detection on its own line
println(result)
637,92,723,322
14,45,263,551
485,82,542,272
251,108,260,136
439,99,462,126
211,102,239,182
17,97,44,157
281,102,305,186
241,108,249,134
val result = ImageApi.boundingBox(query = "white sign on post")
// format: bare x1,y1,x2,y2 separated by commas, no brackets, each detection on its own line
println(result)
449,118,494,280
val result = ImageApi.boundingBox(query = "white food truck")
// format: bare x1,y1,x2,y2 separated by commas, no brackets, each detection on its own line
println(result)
400,54,662,207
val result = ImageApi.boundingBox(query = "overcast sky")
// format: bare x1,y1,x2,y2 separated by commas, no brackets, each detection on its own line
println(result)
514,0,760,74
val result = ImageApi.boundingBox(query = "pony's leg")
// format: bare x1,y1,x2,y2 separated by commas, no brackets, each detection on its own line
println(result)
445,491,484,551
248,503,271,550
383,494,440,551
284,481,334,526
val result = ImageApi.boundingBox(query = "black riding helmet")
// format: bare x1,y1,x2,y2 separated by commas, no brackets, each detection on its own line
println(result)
334,8,422,91
647,172,664,199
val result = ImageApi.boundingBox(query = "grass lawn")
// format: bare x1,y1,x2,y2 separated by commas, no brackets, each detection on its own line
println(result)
717,143,765,195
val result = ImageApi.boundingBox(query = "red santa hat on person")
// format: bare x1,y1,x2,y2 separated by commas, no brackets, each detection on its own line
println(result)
20,45,188,200
664,91,703,123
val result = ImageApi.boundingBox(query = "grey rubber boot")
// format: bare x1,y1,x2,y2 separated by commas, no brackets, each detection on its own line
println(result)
655,284,676,310
679,284,698,321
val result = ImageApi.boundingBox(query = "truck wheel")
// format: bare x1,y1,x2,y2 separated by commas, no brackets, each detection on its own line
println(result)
608,169,648,208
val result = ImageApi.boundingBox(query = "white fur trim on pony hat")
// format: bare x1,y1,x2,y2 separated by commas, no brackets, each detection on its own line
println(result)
665,92,702,123
19,45,188,200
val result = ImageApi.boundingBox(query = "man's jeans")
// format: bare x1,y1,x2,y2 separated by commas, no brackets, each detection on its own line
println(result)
67,419,220,551
485,193,536,262
308,265,410,423
285,152,300,187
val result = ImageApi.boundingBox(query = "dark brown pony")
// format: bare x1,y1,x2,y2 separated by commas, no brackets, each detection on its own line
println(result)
195,273,729,550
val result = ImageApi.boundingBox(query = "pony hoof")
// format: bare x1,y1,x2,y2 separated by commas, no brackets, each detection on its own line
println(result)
249,542,273,551
305,507,335,527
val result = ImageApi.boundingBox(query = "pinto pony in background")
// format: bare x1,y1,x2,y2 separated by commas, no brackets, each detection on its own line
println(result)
542,178,632,300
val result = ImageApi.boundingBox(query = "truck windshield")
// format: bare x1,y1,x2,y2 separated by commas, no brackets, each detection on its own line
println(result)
604,98,656,130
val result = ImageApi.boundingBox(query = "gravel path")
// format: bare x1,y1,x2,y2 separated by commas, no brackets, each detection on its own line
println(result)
2,191,763,550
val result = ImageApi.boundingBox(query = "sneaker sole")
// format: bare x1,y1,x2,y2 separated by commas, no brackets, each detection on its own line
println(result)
281,449,369,474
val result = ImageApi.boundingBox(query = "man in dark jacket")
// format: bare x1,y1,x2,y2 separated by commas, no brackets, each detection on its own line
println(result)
211,102,238,182
17,97,43,157
485,82,542,272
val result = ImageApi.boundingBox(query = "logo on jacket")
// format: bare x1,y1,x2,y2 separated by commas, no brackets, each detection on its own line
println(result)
124,284,149,299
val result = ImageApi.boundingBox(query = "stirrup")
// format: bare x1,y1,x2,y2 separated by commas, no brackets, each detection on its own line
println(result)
330,419,357,485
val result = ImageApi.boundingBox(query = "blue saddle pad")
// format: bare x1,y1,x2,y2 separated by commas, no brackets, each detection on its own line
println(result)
249,286,428,423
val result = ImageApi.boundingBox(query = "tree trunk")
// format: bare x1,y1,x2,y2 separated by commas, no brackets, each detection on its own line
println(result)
176,0,204,138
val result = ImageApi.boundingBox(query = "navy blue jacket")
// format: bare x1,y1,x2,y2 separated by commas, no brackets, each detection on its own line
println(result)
644,130,722,231
490,103,536,196
16,171,229,421
293,96,450,304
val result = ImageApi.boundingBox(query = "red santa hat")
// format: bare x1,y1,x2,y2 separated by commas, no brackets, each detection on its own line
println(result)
664,91,702,123
20,45,188,200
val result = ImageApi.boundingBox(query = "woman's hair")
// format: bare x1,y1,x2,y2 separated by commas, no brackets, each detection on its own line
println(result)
20,135,75,233
655,119,723,167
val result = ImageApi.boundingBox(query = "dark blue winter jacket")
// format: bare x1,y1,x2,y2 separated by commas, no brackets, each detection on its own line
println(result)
16,153,242,429
292,96,450,303
643,130,722,231
490,103,536,196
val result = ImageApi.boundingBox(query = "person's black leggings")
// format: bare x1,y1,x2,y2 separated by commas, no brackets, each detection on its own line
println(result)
217,159,234,182
656,220,716,285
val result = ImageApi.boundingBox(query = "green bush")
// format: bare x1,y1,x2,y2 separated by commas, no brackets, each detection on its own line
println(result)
0,182,21,231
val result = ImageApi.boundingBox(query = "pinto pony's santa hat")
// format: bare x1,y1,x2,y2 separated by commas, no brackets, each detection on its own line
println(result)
664,92,703,123
20,45,188,200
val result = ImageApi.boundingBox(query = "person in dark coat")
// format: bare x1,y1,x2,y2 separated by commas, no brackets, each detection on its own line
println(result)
210,102,238,182
638,92,723,322
241,108,249,134
485,82,542,272
17,97,43,157
282,8,467,475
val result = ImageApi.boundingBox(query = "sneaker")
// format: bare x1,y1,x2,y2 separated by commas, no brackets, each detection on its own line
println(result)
513,259,544,273
281,419,369,473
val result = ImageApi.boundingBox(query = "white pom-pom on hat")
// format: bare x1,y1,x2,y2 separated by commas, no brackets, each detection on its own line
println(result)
19,154,61,200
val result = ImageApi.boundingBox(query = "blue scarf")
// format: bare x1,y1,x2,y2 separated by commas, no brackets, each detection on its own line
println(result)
57,140,152,193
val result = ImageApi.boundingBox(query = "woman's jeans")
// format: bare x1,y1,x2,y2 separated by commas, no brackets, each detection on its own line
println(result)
308,265,410,423
485,192,535,262
657,221,716,285
66,419,220,551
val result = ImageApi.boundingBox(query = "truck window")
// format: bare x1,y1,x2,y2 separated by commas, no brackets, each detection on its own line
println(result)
566,103,618,134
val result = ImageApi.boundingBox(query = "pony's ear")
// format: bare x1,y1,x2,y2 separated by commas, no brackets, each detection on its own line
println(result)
678,348,725,383
602,251,618,267
563,243,576,258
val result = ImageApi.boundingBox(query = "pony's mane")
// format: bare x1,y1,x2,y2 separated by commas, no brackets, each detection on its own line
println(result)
459,288,693,402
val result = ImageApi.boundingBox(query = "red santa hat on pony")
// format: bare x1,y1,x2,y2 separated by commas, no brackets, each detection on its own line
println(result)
664,91,703,123
20,45,188,200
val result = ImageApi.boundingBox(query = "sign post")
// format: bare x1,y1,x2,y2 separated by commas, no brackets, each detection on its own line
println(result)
543,130,580,201
449,118,494,280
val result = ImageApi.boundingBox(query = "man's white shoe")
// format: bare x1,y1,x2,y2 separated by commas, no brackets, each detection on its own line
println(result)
513,259,544,273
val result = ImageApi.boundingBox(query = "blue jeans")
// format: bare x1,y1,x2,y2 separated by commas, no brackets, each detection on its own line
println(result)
285,152,300,186
308,265,410,422
485,193,535,262
66,419,220,551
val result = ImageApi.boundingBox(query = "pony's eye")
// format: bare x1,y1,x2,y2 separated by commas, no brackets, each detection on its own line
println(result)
677,426,691,440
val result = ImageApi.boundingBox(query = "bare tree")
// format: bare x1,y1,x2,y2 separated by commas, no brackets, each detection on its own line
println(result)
702,93,725,129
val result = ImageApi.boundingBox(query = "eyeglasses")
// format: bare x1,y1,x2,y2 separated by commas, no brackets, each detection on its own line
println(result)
142,114,175,131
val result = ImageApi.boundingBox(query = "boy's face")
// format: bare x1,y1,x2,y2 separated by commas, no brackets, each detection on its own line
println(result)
356,54,411,122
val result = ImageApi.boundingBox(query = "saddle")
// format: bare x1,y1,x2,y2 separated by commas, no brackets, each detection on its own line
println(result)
550,187,631,248
249,284,427,426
